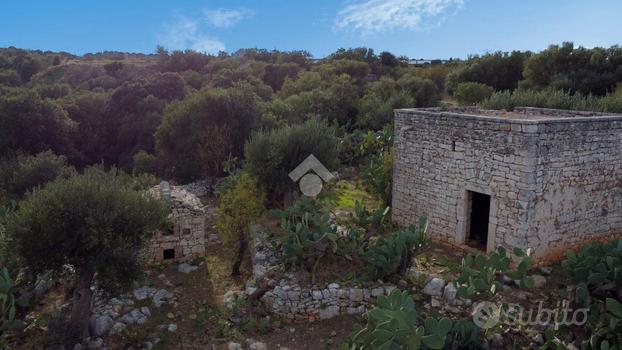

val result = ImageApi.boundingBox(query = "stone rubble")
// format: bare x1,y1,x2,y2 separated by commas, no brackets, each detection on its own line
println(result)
250,227,398,322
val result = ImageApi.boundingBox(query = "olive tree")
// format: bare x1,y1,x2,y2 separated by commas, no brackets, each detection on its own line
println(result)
7,166,167,341
215,173,266,276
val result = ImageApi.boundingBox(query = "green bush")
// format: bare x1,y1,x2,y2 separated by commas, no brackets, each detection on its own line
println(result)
244,118,339,198
455,247,534,300
132,150,160,176
215,173,266,275
0,266,27,334
0,151,75,203
350,290,452,349
271,197,338,282
362,148,393,206
365,221,427,280
562,239,622,288
453,82,494,105
479,88,622,113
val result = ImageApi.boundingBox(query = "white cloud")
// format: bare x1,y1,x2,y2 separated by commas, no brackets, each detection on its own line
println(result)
335,0,463,35
203,8,254,28
159,13,225,54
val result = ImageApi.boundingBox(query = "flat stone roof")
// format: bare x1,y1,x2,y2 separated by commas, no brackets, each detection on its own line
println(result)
395,106,622,124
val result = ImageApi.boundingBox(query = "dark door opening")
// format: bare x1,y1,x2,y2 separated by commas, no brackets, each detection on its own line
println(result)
163,248,175,260
467,191,491,250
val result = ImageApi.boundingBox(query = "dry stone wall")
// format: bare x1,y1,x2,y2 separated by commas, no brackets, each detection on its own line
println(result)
249,227,397,322
393,107,622,258
147,182,207,263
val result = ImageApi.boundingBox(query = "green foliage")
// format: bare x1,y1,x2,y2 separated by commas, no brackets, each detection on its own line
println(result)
455,247,534,300
362,148,393,207
215,173,266,245
0,151,75,203
365,221,427,280
156,84,261,182
0,267,26,333
453,82,494,105
357,76,439,130
479,88,622,113
349,201,393,235
522,42,622,95
6,166,168,294
0,87,75,157
446,51,529,94
131,150,160,176
585,298,622,350
272,197,338,276
244,118,339,197
270,70,359,126
561,239,622,289
444,319,485,350
350,290,452,349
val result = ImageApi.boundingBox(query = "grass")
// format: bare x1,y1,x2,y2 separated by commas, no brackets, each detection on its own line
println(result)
323,179,380,211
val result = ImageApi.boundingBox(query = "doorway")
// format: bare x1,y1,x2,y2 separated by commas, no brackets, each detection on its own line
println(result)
163,248,176,260
467,191,491,250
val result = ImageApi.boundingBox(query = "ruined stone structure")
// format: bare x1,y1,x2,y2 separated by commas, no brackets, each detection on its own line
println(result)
147,181,206,262
392,107,622,258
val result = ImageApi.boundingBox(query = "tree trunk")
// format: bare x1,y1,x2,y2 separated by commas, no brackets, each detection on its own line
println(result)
69,269,95,342
231,233,248,276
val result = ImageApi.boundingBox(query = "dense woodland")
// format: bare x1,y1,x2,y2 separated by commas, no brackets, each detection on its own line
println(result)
0,42,621,193
1,42,622,348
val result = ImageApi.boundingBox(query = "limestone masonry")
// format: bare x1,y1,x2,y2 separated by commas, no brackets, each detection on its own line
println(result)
147,181,207,262
392,107,622,258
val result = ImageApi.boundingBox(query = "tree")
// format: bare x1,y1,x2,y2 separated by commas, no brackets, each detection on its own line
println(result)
0,151,75,204
7,167,167,342
155,84,261,182
522,42,622,95
0,87,75,157
216,173,265,276
445,51,529,94
244,118,339,199
453,82,495,105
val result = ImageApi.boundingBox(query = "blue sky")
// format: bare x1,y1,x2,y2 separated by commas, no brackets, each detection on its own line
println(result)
1,0,621,59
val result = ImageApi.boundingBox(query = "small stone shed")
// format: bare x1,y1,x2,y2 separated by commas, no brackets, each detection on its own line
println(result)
392,107,622,258
147,181,206,262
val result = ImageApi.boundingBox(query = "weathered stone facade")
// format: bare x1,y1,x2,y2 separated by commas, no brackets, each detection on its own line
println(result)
393,107,622,258
147,181,206,262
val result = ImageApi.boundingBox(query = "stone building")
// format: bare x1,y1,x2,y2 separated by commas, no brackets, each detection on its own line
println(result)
392,107,622,258
147,181,207,262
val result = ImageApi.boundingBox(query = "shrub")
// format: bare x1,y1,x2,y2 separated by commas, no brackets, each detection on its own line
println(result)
455,247,534,300
479,88,622,113
350,290,452,349
562,239,622,287
453,82,494,105
215,173,266,275
0,266,28,337
244,118,339,198
271,197,338,282
445,51,529,94
132,150,160,176
0,151,75,203
365,221,427,280
362,148,393,206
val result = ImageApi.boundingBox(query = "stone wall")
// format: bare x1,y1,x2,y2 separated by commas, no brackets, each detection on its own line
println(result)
531,117,622,254
147,182,207,263
261,279,396,322
249,227,397,322
392,107,622,258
